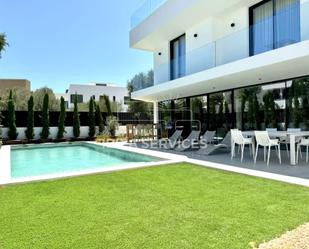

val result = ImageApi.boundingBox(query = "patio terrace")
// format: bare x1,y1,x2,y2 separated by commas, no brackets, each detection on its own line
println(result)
129,142,309,181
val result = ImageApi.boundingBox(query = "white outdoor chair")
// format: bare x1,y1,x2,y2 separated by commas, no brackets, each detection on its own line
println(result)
280,128,301,158
296,138,309,164
231,129,255,163
254,131,281,166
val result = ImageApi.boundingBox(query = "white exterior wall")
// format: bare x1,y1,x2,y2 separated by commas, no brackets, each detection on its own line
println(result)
152,0,309,86
67,84,129,111
153,6,250,85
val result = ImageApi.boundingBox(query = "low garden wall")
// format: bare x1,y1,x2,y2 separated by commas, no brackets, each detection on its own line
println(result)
1,126,127,140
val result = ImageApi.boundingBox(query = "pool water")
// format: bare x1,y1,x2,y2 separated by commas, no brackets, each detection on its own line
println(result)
11,143,161,178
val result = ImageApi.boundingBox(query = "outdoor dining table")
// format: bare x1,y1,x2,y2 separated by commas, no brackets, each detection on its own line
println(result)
242,131,309,165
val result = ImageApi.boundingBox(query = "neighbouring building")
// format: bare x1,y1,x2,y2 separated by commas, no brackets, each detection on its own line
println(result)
54,93,69,109
0,79,31,92
57,83,130,111
130,0,309,136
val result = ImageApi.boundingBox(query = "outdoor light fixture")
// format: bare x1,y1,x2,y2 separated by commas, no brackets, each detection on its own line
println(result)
231,23,235,27
158,52,162,56
194,33,198,38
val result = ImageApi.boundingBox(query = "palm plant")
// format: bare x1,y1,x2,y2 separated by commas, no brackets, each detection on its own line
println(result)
0,33,9,58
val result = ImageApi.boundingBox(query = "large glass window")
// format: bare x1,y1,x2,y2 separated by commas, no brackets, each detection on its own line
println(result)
70,94,83,103
208,91,233,136
286,77,309,130
190,96,208,133
235,82,286,130
170,35,186,80
250,0,300,55
159,75,309,138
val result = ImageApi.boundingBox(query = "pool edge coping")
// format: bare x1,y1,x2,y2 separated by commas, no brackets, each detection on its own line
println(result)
1,142,309,187
0,142,184,186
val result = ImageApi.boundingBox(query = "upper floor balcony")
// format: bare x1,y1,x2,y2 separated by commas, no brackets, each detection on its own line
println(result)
131,0,167,29
132,0,309,102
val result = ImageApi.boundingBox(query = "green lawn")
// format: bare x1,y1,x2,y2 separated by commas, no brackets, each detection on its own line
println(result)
1,163,309,249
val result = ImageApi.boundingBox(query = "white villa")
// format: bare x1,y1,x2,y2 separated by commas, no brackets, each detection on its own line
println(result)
57,83,130,111
130,0,309,137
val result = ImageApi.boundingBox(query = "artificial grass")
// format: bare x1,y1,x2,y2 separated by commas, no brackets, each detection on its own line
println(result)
1,163,309,249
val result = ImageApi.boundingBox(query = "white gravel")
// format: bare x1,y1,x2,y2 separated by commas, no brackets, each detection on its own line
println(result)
255,223,309,249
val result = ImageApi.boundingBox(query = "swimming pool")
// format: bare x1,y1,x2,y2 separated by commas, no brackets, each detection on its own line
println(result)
11,143,163,178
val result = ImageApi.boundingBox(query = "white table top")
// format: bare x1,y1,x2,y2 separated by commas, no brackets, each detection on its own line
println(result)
242,131,309,138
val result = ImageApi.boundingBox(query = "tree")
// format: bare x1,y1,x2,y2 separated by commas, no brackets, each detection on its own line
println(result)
127,71,153,114
73,94,80,138
25,96,34,140
33,87,60,111
0,88,30,111
263,91,277,128
102,95,112,116
0,33,9,58
96,104,104,134
303,96,309,130
41,94,50,139
57,97,66,139
88,97,96,137
7,90,18,140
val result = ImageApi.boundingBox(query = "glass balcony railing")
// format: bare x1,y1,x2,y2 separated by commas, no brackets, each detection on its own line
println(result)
131,0,166,29
150,1,309,88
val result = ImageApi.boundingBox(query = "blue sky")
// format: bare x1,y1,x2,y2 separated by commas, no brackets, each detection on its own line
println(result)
0,0,152,92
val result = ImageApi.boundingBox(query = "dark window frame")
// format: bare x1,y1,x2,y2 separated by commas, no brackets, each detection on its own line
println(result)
249,0,300,56
170,34,186,80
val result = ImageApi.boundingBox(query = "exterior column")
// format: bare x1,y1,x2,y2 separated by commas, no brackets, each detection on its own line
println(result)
153,101,159,124
153,101,159,139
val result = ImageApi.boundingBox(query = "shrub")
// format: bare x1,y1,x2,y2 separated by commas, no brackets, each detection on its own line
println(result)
106,116,119,137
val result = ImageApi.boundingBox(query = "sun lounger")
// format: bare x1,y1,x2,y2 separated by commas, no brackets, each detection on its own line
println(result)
174,130,201,151
201,130,216,144
159,130,183,149
196,132,231,155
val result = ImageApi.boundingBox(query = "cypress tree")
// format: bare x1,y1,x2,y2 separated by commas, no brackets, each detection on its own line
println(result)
41,93,50,139
96,104,104,134
88,97,96,137
102,95,112,116
25,96,34,140
7,90,18,140
57,96,66,139
73,94,80,138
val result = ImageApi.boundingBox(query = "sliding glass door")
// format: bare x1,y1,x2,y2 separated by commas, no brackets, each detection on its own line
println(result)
170,35,186,80
250,0,300,56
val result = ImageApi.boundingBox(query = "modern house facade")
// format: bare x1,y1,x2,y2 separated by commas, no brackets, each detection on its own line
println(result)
130,0,309,136
59,83,130,111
